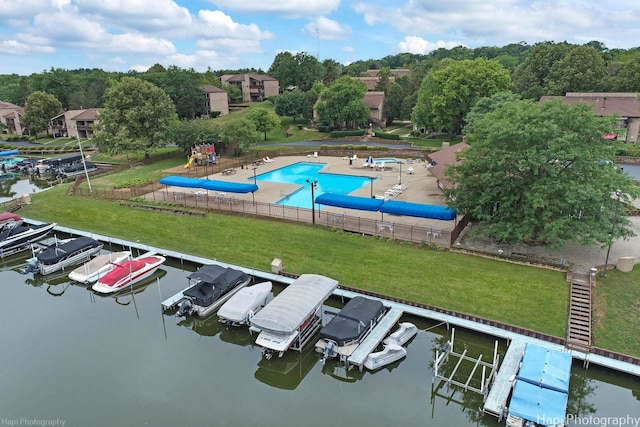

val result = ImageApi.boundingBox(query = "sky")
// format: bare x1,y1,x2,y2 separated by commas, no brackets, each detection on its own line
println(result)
1,0,639,76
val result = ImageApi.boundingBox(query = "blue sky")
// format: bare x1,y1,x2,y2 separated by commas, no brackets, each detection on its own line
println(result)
1,0,639,75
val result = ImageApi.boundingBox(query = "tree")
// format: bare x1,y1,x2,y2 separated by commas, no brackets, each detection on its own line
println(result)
411,58,512,135
275,90,305,123
92,77,177,156
171,118,221,153
463,92,520,134
22,91,62,138
246,107,281,141
322,59,341,86
512,42,572,99
220,119,260,156
374,67,393,93
384,82,405,124
160,66,207,119
447,99,639,248
545,45,607,94
268,51,322,92
222,84,242,103
608,54,640,92
316,76,368,129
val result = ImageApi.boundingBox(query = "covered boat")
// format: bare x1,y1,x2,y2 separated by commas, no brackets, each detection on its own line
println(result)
92,254,166,294
506,344,572,427
315,296,386,363
175,265,251,318
217,281,273,327
0,212,22,230
250,274,339,359
0,222,56,256
24,236,103,275
68,251,132,284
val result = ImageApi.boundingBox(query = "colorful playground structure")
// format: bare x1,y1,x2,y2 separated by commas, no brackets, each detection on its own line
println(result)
185,145,216,168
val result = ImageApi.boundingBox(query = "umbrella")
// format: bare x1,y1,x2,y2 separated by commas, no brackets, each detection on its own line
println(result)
366,155,374,166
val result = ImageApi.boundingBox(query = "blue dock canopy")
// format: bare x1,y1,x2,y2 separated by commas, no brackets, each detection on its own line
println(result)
314,193,385,212
0,150,19,157
159,175,258,193
509,380,568,425
379,200,457,221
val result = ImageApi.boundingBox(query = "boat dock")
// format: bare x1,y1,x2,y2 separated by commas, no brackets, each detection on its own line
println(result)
161,287,190,310
348,307,403,369
483,339,526,418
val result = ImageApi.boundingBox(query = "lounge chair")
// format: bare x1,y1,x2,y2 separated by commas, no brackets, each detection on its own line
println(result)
407,166,415,174
265,157,274,163
313,152,318,158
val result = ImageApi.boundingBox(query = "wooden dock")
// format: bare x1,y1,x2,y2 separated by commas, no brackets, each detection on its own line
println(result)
483,340,526,418
566,270,592,352
348,307,403,369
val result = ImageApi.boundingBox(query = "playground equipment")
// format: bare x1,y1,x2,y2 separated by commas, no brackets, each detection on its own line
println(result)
185,145,216,168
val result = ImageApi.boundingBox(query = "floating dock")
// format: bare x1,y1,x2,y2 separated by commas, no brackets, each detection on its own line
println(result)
348,307,403,369
483,339,526,418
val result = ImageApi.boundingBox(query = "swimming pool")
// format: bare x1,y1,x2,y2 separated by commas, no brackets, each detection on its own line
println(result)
372,157,401,164
254,162,373,209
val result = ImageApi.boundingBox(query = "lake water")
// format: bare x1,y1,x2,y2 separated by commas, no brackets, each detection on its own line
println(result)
0,242,638,426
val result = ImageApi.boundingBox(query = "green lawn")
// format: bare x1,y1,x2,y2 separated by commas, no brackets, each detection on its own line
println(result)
19,180,569,338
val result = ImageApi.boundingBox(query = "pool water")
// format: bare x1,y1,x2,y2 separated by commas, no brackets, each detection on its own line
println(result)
254,162,372,209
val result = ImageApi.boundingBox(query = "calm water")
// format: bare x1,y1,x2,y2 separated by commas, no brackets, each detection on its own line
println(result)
255,162,372,209
1,242,638,427
0,175,49,203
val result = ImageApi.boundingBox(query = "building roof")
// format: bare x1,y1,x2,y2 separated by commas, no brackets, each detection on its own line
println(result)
540,92,640,118
355,76,397,91
202,85,226,93
71,108,99,121
367,68,410,78
427,142,470,190
363,91,385,109
0,101,24,114
224,73,277,83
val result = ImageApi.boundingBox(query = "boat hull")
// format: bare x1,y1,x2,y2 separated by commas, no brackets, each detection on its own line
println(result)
92,256,166,294
363,343,407,371
68,251,132,283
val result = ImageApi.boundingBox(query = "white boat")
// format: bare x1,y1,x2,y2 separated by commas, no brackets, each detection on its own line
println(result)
92,254,166,294
0,222,57,255
250,274,339,359
23,236,103,275
383,322,418,346
363,343,407,371
67,250,132,284
217,281,273,327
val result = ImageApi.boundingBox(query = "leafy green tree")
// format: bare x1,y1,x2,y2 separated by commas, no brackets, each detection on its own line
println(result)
374,67,393,93
322,59,341,86
608,55,640,91
23,91,62,138
512,42,572,99
275,90,305,123
546,45,607,94
161,66,207,119
35,68,78,110
316,76,368,129
412,58,511,135
171,118,221,152
246,107,281,141
223,84,242,103
302,90,319,122
220,119,260,156
92,77,177,156
384,82,405,124
447,99,639,248
268,51,322,92
463,92,520,134
268,51,298,90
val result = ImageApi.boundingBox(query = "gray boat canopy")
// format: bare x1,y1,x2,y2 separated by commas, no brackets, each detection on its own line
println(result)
250,274,338,334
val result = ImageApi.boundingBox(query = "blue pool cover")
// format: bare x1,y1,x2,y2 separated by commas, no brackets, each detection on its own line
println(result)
379,200,457,220
314,193,384,212
159,175,258,193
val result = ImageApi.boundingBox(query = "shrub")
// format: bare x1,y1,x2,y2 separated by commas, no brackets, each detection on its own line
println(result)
373,131,400,140
211,111,221,118
329,130,366,138
114,178,153,189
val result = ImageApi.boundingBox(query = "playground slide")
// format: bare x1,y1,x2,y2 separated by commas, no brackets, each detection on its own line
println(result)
185,156,195,169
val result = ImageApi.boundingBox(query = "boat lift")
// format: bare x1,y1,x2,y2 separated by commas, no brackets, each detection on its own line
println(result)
432,328,499,398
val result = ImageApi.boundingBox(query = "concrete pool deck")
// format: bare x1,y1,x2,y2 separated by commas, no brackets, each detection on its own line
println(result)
165,154,457,233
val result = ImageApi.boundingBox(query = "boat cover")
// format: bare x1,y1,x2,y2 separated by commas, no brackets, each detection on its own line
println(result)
250,274,339,334
183,265,250,307
0,212,22,223
37,236,102,265
320,296,385,346
516,344,571,393
508,380,568,425
509,344,571,424
379,200,457,220
159,175,259,194
314,193,384,212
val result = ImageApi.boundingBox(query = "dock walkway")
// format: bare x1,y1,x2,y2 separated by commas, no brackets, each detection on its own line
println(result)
483,340,526,418
348,307,403,369
566,270,592,352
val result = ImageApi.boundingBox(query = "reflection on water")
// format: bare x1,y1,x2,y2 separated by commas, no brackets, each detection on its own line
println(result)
0,174,51,203
0,243,638,426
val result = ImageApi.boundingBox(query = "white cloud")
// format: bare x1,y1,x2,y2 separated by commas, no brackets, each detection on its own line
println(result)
304,17,351,41
206,0,339,17
397,36,464,54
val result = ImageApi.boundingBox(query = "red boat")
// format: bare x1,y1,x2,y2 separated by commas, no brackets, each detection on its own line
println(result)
92,255,166,294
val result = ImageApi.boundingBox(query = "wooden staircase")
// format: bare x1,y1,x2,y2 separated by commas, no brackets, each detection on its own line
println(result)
566,270,592,352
